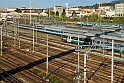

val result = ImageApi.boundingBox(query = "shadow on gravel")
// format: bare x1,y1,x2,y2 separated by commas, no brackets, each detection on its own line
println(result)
0,49,75,80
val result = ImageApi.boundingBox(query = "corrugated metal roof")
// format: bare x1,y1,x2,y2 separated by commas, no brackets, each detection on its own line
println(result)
107,33,121,37
89,31,103,34
44,27,62,31
100,35,124,41
92,37,124,44
64,28,89,32
121,33,124,37
84,33,96,36
62,33,87,38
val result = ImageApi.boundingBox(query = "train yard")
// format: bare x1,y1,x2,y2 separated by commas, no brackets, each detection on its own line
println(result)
0,23,124,83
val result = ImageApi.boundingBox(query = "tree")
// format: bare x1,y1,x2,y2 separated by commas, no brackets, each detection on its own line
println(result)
61,12,66,16
0,21,3,25
14,8,22,13
45,11,55,17
56,11,59,16
121,15,124,24
72,11,77,18
88,14,98,22
113,17,122,24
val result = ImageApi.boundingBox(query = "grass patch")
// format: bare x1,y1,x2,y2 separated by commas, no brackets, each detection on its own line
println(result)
17,63,22,67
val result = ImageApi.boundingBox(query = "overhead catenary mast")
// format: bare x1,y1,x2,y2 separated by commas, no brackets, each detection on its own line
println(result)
30,0,32,25
0,25,2,56
46,35,49,76
49,2,51,18
30,1,36,52
111,40,114,83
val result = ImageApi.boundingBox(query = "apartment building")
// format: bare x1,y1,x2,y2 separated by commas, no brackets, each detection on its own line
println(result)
115,3,124,17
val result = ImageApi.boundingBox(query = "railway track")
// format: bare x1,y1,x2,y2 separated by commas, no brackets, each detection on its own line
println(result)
1,24,124,83
0,67,22,83
0,57,45,83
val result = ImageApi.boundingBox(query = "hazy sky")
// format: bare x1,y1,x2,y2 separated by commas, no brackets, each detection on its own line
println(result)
0,0,113,8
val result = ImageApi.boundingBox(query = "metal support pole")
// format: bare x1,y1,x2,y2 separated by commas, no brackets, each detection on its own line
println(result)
39,14,40,23
81,15,82,27
4,0,7,36
46,35,48,76
0,26,2,56
32,18,34,52
30,0,31,24
103,25,105,57
49,2,50,18
24,16,26,24
87,17,88,25
15,18,17,43
84,53,87,83
14,17,16,47
5,20,7,36
35,18,37,43
18,17,20,49
111,40,114,83
77,34,80,83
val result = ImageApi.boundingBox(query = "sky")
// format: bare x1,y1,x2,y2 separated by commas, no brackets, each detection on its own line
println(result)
0,0,113,9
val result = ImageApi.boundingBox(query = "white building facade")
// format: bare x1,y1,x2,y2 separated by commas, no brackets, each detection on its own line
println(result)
106,10,115,17
54,6,63,16
7,7,16,12
115,3,124,17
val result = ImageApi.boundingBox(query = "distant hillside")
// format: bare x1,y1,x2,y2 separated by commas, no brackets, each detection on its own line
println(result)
111,0,120,2
117,0,124,2
78,1,120,9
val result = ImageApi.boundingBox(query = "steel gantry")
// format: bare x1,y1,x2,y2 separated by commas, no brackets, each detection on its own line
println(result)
75,38,115,83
